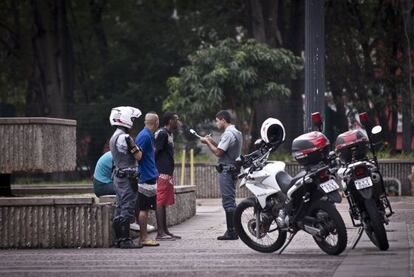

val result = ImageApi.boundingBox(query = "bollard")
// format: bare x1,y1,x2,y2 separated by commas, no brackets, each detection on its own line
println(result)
190,149,194,186
180,149,186,186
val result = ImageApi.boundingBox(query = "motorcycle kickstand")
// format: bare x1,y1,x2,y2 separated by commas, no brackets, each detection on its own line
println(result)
351,227,364,249
278,231,297,255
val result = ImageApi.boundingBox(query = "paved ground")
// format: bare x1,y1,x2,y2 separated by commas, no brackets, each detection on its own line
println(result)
0,197,413,277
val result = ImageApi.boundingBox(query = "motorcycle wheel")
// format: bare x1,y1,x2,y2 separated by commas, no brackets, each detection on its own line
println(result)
309,200,347,255
363,198,389,251
234,197,287,253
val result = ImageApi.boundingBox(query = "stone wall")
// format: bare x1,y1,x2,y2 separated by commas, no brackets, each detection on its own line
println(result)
0,117,76,173
0,186,196,248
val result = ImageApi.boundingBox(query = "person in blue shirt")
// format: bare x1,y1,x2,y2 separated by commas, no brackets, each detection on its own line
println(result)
93,151,115,197
135,112,160,246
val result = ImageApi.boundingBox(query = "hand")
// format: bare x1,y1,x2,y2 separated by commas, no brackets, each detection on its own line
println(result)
205,134,214,142
199,137,208,144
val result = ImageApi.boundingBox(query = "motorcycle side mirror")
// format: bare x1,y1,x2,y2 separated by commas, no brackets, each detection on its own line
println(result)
371,125,382,135
370,125,383,151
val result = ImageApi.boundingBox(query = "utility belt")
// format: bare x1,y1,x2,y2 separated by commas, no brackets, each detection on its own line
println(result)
216,163,239,180
215,163,237,173
114,168,138,179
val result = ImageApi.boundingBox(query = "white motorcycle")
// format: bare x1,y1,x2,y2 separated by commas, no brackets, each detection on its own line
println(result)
233,118,347,255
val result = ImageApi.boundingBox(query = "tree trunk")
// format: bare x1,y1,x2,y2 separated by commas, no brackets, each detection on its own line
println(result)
402,0,413,152
248,0,266,43
26,0,75,118
89,0,109,65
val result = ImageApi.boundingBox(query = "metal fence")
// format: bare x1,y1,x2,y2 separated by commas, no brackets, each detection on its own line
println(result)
174,160,414,198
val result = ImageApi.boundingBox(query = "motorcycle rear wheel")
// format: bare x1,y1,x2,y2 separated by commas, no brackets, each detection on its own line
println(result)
363,198,389,251
309,200,347,255
234,197,287,253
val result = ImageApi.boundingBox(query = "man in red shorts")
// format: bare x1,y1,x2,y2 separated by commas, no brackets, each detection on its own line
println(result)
154,111,181,240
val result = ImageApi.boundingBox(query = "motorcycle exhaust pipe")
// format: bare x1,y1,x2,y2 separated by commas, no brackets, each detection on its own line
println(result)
303,225,322,237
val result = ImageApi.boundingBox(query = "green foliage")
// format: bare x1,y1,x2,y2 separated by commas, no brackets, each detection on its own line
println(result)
164,38,302,124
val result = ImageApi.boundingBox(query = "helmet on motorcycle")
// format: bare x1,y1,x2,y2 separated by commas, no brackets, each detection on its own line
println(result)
109,106,142,129
260,118,286,144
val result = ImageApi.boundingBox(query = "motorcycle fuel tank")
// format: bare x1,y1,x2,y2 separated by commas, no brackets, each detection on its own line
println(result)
292,131,330,167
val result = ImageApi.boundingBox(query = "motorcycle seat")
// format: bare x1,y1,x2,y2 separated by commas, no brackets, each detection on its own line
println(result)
276,170,306,193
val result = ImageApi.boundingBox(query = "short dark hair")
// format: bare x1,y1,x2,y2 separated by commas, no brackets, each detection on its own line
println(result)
162,111,177,126
216,110,232,123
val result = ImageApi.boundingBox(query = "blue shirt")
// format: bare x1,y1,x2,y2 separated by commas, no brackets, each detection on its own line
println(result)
136,127,159,183
93,151,113,184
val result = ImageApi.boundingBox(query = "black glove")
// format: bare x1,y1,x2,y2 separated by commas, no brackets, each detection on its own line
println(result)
125,136,142,154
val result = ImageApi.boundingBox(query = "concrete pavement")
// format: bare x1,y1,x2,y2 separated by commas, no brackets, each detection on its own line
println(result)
0,197,413,277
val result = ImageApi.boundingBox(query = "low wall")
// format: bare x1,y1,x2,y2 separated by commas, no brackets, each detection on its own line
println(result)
0,117,77,173
174,160,414,197
0,186,195,248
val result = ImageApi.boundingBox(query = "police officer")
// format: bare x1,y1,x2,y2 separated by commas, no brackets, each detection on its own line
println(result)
109,106,143,248
200,110,242,240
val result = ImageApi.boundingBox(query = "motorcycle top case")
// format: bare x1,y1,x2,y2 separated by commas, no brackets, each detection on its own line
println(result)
292,131,330,167
335,129,368,163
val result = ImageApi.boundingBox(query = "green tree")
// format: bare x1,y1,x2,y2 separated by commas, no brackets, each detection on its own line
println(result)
164,38,302,149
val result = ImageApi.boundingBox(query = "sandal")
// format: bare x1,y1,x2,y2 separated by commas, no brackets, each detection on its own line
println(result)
156,235,176,241
166,233,181,239
141,239,160,247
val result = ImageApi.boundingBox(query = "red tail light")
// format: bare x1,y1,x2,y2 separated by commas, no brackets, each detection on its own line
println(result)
359,112,368,126
354,166,367,178
311,112,322,125
319,169,329,182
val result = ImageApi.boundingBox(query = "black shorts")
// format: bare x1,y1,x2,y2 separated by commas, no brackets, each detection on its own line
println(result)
136,178,157,211
136,191,156,211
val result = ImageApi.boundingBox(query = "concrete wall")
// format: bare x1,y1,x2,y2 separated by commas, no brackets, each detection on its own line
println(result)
0,117,76,173
0,186,196,248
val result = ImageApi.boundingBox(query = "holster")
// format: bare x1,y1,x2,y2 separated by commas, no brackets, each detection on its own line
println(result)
216,164,238,180
129,177,138,192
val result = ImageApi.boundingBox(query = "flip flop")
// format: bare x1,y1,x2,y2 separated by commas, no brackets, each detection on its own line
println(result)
156,235,175,241
141,239,160,247
167,233,181,239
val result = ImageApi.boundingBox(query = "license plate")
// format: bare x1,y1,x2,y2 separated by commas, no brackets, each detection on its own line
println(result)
320,179,340,193
354,177,373,190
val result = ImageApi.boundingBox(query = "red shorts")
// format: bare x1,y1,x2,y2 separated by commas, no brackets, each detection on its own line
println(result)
156,174,175,206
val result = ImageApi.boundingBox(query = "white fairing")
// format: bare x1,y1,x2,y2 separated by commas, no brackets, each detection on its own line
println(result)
242,161,286,208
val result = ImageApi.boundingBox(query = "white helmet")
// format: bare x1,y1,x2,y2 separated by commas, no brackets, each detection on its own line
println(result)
109,106,142,129
260,118,286,144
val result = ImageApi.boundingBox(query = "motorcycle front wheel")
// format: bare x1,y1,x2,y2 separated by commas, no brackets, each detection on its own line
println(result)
363,198,389,251
234,197,287,253
309,200,348,255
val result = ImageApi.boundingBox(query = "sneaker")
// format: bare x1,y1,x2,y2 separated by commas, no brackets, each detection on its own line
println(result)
130,223,156,232
147,224,156,232
130,222,140,231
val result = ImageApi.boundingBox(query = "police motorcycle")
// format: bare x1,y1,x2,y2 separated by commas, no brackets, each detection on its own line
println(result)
233,117,347,255
334,112,393,251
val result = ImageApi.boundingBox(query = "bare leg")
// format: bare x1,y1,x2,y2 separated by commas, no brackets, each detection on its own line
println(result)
164,206,181,239
138,210,148,242
156,206,166,236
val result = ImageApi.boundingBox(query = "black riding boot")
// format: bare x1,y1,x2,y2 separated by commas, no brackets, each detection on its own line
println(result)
118,221,143,249
217,210,239,240
112,220,122,247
